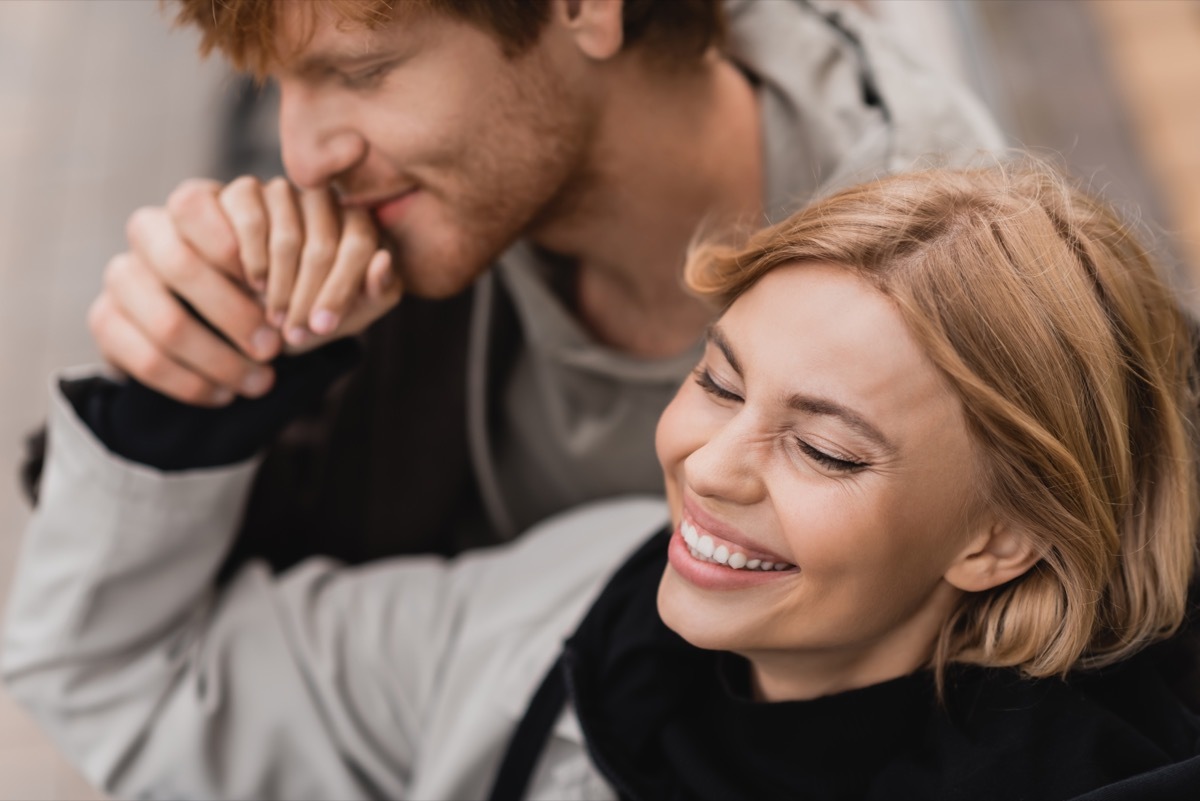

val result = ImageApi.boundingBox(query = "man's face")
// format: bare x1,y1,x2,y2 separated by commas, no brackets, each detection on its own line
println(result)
270,5,595,297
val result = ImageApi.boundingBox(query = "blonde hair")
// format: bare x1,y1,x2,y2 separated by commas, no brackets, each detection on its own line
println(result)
687,161,1199,681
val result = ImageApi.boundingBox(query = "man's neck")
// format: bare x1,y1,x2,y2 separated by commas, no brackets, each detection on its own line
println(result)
527,52,763,358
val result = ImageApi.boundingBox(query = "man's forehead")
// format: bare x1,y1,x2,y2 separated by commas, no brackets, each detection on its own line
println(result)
270,0,411,72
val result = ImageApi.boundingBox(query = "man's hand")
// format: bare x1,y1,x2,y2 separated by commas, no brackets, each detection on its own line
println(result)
89,177,400,406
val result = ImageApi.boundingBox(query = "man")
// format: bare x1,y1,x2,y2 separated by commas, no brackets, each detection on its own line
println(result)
27,0,1002,568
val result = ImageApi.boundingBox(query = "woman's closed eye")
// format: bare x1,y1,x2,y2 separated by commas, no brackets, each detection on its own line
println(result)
693,366,741,402
694,366,870,473
793,439,869,473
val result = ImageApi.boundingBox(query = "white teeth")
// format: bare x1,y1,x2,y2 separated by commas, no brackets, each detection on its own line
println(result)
680,520,796,572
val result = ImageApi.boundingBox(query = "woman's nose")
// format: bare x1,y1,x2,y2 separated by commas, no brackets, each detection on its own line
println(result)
684,417,767,506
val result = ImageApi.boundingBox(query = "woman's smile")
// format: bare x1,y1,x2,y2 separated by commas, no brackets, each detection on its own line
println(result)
667,522,800,591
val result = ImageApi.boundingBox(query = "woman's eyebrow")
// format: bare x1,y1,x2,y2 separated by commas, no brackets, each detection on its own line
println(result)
785,394,897,455
706,323,897,455
706,324,742,374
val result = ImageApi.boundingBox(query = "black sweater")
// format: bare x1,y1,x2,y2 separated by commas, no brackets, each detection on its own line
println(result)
494,530,1200,800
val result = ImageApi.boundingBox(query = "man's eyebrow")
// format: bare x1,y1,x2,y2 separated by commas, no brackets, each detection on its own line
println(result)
291,48,391,77
706,323,896,454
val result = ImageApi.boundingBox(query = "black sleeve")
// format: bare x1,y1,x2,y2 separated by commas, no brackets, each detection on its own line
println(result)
59,338,362,472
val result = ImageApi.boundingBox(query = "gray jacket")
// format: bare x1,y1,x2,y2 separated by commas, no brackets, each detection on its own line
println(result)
3,378,669,799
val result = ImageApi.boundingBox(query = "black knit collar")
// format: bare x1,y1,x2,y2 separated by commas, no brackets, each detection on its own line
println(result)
559,528,1200,801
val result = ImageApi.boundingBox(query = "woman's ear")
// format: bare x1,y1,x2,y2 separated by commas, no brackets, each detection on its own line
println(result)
553,0,624,61
944,520,1041,593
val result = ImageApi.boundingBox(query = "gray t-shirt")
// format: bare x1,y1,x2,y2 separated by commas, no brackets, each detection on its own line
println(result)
469,0,1004,539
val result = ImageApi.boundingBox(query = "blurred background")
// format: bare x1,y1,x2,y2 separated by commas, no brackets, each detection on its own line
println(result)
1,0,1198,798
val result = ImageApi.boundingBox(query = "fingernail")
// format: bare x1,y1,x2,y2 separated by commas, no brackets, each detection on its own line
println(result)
310,309,339,335
241,368,273,397
268,309,286,328
285,326,309,347
211,388,235,405
251,325,281,358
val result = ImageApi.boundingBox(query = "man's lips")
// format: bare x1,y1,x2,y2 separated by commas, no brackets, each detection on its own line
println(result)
356,189,419,228
339,186,418,211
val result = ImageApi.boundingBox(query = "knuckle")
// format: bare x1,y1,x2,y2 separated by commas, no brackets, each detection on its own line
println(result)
154,307,191,349
167,179,215,217
303,240,336,267
214,237,241,269
157,248,200,285
341,229,377,256
270,229,301,259
266,176,293,196
226,174,262,197
237,208,267,240
124,206,160,245
102,252,132,288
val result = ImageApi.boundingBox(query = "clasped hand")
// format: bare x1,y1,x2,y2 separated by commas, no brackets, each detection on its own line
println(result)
89,176,402,406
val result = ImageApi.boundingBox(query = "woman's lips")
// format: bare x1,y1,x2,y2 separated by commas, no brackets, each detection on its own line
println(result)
680,519,795,570
667,526,799,591
667,498,799,589
681,498,791,565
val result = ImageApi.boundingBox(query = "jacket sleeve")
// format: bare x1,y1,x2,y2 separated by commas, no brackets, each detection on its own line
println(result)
0,373,464,800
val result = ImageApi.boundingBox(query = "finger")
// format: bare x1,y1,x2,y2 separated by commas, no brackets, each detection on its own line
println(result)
282,252,402,357
218,176,271,292
103,252,276,399
166,178,242,278
308,206,380,335
89,292,234,407
126,206,282,363
262,177,303,326
283,188,340,347
365,248,398,299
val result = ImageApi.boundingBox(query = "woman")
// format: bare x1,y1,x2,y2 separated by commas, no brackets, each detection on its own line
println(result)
4,161,1199,800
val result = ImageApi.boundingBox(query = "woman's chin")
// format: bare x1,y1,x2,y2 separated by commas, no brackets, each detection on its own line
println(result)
656,566,738,652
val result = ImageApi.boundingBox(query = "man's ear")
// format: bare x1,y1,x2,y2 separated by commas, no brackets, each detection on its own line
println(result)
944,520,1041,593
553,0,624,61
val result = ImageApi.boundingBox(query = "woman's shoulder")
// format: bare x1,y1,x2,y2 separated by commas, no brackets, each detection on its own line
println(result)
921,652,1200,799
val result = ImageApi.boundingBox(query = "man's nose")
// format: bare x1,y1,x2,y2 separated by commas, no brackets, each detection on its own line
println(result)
277,82,366,189
684,415,767,506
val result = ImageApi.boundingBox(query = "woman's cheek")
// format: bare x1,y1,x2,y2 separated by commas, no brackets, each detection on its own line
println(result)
656,383,710,474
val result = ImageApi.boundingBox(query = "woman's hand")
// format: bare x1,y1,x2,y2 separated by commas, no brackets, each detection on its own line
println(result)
90,176,403,406
215,176,401,354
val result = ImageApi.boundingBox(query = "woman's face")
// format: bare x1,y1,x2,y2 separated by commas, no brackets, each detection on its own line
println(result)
656,262,988,700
